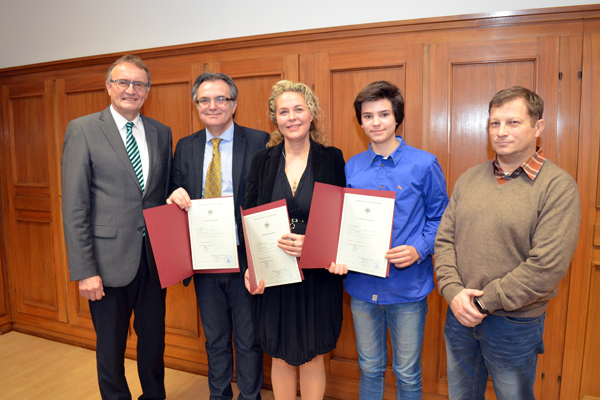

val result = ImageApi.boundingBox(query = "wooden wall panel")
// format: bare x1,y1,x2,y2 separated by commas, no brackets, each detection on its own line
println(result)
449,61,535,188
2,81,68,325
12,220,61,316
142,72,192,149
323,44,408,155
233,76,278,134
430,39,545,193
65,90,108,120
580,262,600,398
10,96,49,185
162,283,199,337
62,75,109,115
62,88,108,151
556,35,582,180
331,67,405,161
214,55,299,135
0,95,11,332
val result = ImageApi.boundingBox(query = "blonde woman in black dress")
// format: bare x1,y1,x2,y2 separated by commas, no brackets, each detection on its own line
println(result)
244,81,346,400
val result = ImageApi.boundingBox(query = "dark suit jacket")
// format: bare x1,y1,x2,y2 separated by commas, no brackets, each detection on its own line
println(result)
62,107,172,287
170,122,270,263
244,140,346,209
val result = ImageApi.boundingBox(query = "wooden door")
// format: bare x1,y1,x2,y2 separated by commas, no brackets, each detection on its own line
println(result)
561,28,600,400
137,63,204,369
429,35,581,399
1,80,68,328
312,43,425,400
55,73,110,340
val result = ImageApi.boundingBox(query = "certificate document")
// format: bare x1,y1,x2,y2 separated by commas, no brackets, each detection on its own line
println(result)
188,197,239,271
336,193,395,278
242,200,302,291
299,183,395,276
144,198,240,289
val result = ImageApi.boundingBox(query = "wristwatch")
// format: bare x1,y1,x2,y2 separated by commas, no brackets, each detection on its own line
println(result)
473,296,490,315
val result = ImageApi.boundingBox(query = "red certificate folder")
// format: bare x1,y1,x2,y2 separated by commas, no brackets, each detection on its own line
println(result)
241,199,304,293
143,202,240,289
299,182,395,277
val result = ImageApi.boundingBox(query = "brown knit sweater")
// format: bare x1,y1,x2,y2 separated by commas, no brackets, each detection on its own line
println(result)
434,159,580,317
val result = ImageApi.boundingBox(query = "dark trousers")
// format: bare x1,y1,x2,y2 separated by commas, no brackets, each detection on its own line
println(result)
194,271,263,400
89,242,167,400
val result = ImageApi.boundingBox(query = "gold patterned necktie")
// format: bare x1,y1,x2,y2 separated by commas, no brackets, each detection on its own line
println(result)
204,138,223,198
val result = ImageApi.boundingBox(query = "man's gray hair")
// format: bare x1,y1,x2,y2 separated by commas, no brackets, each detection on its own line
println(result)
106,55,151,86
191,72,238,103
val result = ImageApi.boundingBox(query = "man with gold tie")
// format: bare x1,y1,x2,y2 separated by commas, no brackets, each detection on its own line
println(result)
167,72,269,400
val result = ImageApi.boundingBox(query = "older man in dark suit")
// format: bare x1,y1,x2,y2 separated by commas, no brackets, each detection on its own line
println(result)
62,55,172,400
168,72,268,400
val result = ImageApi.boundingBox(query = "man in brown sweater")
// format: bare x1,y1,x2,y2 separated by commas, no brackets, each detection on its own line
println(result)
434,86,580,400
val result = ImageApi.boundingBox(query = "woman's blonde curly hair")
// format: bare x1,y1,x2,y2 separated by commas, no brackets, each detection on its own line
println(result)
266,80,329,147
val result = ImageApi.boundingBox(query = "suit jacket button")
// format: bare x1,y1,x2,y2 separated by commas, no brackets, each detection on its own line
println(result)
138,226,143,231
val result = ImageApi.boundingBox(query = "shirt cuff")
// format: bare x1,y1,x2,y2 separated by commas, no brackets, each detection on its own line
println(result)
441,283,464,306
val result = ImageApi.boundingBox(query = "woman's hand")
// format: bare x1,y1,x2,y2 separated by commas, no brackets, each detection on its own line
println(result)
244,269,265,295
277,233,304,258
327,263,348,275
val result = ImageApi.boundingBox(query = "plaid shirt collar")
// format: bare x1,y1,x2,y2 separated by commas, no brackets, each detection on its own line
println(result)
493,147,546,183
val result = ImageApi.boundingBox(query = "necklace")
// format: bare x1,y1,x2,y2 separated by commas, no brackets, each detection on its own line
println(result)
283,149,309,195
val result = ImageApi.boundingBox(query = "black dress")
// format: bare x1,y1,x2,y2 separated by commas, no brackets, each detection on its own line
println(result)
250,150,344,366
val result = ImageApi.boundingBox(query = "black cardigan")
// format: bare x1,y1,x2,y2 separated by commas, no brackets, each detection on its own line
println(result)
244,139,346,210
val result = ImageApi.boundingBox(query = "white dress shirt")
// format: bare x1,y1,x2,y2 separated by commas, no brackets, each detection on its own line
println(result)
110,106,150,187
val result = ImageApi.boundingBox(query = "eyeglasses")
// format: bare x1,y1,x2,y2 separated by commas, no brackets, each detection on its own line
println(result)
195,96,233,107
110,79,149,91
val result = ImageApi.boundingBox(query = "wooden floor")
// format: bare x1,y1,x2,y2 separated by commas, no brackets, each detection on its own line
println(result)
0,331,276,400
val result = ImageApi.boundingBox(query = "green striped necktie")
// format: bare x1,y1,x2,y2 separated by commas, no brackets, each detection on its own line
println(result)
125,121,145,192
